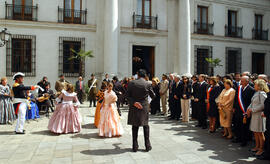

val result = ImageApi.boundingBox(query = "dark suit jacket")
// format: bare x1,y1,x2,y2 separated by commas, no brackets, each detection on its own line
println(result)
198,81,208,104
192,82,200,99
233,85,255,116
113,81,124,96
172,81,182,101
180,82,192,99
264,92,270,130
168,80,175,100
75,80,84,92
127,78,155,126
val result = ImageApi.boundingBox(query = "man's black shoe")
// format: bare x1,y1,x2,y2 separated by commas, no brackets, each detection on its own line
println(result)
256,153,270,160
132,146,138,152
240,142,247,147
176,118,180,121
145,146,152,152
195,124,202,127
202,126,207,129
15,131,25,134
168,117,174,120
232,138,241,143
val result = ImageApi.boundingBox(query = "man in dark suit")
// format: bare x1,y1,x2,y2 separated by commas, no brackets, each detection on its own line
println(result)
168,74,175,118
103,74,110,83
196,74,208,129
75,76,84,104
232,76,255,146
127,69,155,152
169,75,182,121
191,75,200,120
257,92,270,160
112,76,123,116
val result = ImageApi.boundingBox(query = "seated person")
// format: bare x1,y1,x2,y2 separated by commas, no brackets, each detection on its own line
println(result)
26,90,40,120
37,82,55,116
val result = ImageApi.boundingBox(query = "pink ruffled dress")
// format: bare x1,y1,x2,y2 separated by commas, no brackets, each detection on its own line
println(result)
98,90,123,137
48,90,81,134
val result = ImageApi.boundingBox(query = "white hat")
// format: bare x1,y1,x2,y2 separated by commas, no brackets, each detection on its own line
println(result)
13,72,25,80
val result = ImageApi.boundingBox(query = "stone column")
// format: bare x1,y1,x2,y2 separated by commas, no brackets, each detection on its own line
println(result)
104,0,119,75
178,0,191,75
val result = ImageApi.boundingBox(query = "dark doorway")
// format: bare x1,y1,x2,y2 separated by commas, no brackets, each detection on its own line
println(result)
252,53,265,74
132,45,155,79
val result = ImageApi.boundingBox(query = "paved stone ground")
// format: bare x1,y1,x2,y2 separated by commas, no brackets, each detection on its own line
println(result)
0,103,268,164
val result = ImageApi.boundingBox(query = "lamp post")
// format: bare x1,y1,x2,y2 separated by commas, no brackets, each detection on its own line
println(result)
0,28,11,47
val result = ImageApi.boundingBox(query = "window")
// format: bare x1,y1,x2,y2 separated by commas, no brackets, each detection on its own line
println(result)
6,34,36,76
64,0,82,23
136,0,152,27
59,37,85,77
197,6,208,32
137,0,151,17
255,14,263,31
13,0,33,20
226,48,241,74
194,46,213,75
228,10,237,34
252,53,265,74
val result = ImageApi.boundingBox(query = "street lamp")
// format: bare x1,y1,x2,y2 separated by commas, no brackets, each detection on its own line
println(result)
0,28,11,47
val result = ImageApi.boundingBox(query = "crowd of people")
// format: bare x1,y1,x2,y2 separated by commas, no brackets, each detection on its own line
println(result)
0,71,270,159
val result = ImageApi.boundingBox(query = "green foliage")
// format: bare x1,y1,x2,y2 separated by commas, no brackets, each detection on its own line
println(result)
68,48,94,60
205,58,222,68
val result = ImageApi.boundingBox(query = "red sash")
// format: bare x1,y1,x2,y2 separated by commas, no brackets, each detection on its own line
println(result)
207,87,213,112
237,85,246,114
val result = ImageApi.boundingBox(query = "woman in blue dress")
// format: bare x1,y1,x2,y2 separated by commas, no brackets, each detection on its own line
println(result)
26,90,40,120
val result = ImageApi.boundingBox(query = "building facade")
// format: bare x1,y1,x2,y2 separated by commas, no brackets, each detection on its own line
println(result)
0,0,270,85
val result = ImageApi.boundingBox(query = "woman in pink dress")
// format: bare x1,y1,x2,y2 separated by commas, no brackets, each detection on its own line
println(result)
99,82,123,137
48,84,81,134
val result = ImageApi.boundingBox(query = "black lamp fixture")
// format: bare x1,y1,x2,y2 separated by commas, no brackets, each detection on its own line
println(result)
0,28,11,47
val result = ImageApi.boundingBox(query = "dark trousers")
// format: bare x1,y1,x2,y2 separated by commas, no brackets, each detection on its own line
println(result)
89,99,96,107
132,125,151,148
264,129,270,158
171,99,181,119
168,96,174,115
197,101,207,127
116,99,121,116
191,100,198,119
77,90,83,104
234,114,251,144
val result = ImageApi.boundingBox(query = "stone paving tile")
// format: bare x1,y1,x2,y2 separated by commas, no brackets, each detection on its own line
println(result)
0,103,267,164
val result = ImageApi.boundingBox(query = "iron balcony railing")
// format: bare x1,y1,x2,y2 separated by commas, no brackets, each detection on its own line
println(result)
194,21,214,35
58,7,87,24
133,12,158,30
5,2,38,21
252,29,268,41
225,25,243,38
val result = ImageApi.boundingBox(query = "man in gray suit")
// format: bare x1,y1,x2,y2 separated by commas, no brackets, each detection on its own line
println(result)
127,69,155,152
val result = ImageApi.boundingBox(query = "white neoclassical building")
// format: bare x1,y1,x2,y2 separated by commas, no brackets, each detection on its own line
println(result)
0,0,270,85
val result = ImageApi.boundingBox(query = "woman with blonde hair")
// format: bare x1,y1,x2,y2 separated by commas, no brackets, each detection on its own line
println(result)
218,79,235,139
150,77,161,115
48,83,82,134
247,79,269,156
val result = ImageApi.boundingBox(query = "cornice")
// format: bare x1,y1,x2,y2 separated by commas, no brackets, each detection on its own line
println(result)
0,19,97,32
191,33,270,46
120,27,168,37
197,0,270,11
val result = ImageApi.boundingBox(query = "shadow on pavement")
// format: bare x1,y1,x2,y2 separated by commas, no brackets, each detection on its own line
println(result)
82,123,96,129
149,115,266,164
81,143,131,155
71,132,103,140
0,131,16,135
31,130,60,136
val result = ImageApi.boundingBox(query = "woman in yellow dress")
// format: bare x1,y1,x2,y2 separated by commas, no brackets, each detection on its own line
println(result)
94,82,107,128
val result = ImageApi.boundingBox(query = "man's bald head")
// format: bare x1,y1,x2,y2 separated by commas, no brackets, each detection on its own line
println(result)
241,76,249,86
258,74,268,82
